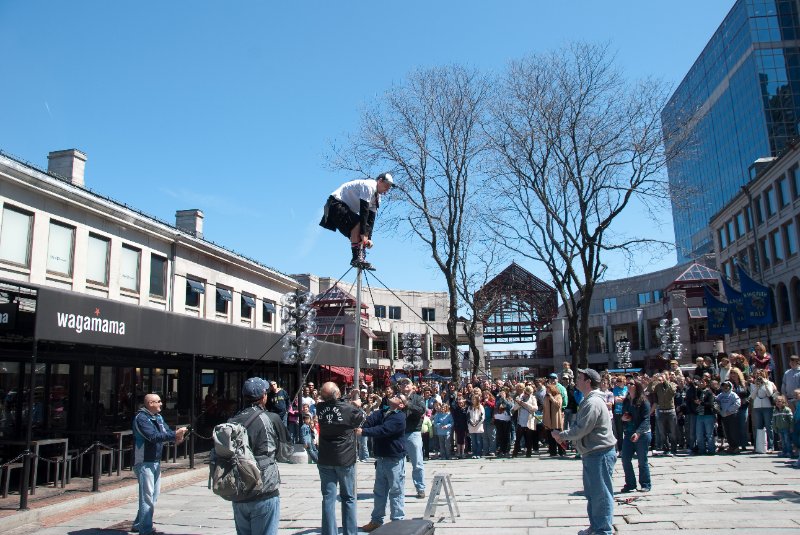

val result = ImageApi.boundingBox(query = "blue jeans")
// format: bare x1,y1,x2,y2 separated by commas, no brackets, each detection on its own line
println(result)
133,462,161,535
371,457,405,525
621,432,651,490
737,407,749,447
483,421,496,454
752,407,774,450
469,432,483,457
318,464,357,535
696,415,715,454
581,446,616,535
404,431,425,492
232,495,280,535
358,434,370,461
436,434,450,459
778,430,792,456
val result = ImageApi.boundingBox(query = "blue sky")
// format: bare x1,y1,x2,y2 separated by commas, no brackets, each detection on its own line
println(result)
0,1,734,296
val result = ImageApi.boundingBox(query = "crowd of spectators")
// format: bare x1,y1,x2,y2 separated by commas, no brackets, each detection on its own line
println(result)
291,348,800,485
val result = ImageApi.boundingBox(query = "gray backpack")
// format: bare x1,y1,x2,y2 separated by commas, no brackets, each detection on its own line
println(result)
209,409,264,500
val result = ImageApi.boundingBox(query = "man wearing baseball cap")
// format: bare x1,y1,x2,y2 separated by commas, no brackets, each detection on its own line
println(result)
551,368,617,535
319,173,394,270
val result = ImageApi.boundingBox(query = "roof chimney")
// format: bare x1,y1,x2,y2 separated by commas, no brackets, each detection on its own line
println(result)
175,209,204,238
47,149,87,187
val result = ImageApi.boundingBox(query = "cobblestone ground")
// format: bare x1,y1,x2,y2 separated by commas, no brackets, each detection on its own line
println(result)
5,451,800,534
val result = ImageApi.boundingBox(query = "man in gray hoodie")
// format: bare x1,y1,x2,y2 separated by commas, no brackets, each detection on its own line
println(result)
552,368,617,535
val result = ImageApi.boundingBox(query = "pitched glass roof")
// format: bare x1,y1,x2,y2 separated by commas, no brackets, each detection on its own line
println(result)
674,263,719,283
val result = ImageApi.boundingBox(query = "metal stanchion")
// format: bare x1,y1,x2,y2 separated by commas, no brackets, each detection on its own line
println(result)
92,443,101,492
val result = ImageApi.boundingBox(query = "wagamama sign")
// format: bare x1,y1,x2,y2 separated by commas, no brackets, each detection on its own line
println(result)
56,307,126,336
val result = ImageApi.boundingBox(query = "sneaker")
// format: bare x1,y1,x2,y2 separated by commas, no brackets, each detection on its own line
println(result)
577,528,594,535
361,521,382,532
620,486,636,493
666,452,674,457
640,486,651,492
416,490,426,499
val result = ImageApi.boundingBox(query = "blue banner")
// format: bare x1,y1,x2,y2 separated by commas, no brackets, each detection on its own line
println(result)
720,277,747,329
704,286,732,334
737,265,774,326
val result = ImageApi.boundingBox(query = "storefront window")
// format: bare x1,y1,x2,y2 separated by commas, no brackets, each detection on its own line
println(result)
0,362,21,437
48,364,70,431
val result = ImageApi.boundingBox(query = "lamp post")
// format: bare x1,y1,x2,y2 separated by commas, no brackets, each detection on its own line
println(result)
281,290,317,398
616,338,632,372
656,318,683,361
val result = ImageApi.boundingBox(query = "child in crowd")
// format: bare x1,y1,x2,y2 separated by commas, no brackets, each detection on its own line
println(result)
300,413,318,464
433,403,453,460
773,395,793,458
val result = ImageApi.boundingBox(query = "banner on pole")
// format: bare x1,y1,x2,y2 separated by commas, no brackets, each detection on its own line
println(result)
720,277,747,329
704,286,732,335
737,265,774,326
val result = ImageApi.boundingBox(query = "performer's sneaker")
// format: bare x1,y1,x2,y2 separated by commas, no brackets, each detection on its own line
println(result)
351,259,375,270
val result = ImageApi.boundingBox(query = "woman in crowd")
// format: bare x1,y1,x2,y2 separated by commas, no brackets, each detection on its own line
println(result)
542,382,565,457
451,396,469,459
467,394,485,458
512,385,538,458
751,341,773,378
620,378,651,492
493,390,514,457
481,390,496,456
728,368,750,450
750,368,777,452
694,377,717,455
432,402,453,460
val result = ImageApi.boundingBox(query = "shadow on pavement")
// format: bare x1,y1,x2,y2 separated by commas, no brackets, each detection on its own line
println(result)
737,489,800,503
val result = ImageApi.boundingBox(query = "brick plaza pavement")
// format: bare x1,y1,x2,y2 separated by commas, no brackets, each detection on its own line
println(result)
5,451,800,534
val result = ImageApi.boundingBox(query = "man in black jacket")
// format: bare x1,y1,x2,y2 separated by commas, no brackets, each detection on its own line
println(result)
356,393,407,532
316,382,365,535
397,377,426,498
229,377,292,535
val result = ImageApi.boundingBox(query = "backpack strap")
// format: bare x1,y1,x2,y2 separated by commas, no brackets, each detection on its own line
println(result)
243,408,266,431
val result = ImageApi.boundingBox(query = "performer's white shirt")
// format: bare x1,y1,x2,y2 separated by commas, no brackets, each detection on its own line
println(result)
331,179,379,214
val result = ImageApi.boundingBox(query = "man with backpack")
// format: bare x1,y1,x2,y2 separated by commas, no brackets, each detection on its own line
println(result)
223,377,292,535
316,382,366,535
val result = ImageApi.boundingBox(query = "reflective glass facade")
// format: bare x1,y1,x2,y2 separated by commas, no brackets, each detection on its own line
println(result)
663,0,800,261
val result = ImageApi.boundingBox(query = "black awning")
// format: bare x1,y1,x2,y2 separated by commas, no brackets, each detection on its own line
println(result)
263,302,276,313
216,288,233,302
186,279,205,294
242,295,256,308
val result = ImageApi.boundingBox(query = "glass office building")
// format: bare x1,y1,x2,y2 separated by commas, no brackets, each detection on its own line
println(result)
663,0,800,261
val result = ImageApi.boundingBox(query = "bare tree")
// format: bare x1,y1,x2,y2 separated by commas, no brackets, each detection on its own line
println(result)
331,65,492,381
488,42,681,369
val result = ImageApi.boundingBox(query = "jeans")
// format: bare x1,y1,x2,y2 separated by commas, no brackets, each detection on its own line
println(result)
686,414,697,450
657,409,677,454
318,464,357,535
513,425,536,456
133,462,161,535
404,431,425,492
778,430,792,456
469,432,483,457
752,407,774,450
232,495,280,535
358,434,370,461
612,413,625,451
621,432,651,490
483,421,496,454
494,419,511,455
436,434,450,459
738,407,749,447
696,415,715,454
582,446,616,535
721,414,740,449
371,457,405,525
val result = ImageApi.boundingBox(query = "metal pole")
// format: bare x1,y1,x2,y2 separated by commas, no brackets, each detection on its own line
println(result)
354,268,362,392
19,340,37,510
189,354,196,469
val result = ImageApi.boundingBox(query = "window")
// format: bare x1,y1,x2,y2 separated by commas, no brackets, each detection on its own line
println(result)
374,305,386,318
0,205,33,266
149,255,167,297
735,212,746,237
755,197,764,224
765,187,777,217
186,278,204,307
263,301,275,325
727,220,737,242
87,234,110,285
718,227,728,249
745,205,753,231
760,237,771,269
638,293,652,306
216,286,232,314
46,221,75,276
603,297,617,312
120,245,141,292
778,176,791,207
389,306,401,320
794,167,800,199
771,229,784,263
241,294,256,319
652,290,662,301
786,221,798,256
724,261,733,279
422,307,435,321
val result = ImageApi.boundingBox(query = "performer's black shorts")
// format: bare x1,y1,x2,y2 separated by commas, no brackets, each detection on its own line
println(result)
319,196,358,238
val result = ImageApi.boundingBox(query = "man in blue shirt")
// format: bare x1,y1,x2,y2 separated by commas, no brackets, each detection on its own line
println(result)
612,376,628,453
132,394,187,535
